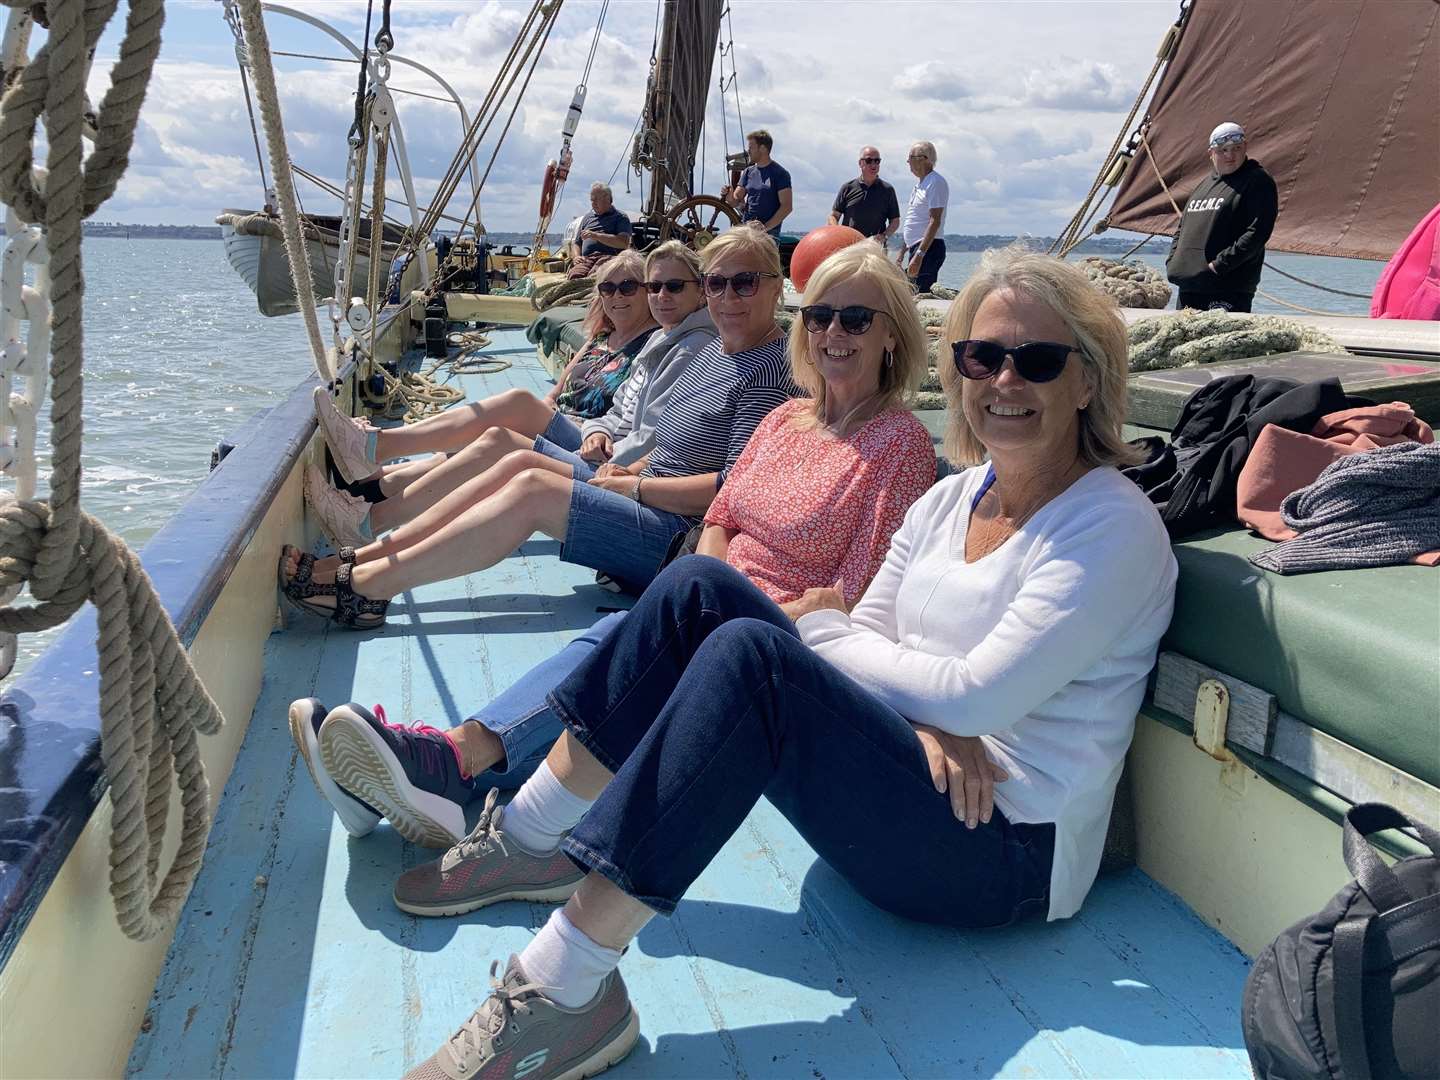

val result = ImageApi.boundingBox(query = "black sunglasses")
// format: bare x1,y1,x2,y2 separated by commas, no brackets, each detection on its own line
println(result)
703,271,780,298
800,304,881,336
597,278,642,297
952,339,1079,383
645,278,699,295
859,156,881,165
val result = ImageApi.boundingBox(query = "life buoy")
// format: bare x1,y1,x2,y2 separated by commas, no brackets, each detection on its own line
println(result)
539,160,558,219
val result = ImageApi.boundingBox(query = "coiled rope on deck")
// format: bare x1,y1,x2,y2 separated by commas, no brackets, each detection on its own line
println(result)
1127,309,1345,372
1078,256,1172,309
0,0,225,941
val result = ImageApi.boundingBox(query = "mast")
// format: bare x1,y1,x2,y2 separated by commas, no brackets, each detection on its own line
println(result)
643,0,679,221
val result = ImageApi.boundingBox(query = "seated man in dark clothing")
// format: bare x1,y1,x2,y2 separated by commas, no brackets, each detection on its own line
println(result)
728,129,793,237
829,144,900,247
569,183,633,277
1165,121,1278,313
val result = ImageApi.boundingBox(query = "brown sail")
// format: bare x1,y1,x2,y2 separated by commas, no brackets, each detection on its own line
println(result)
641,0,723,217
1104,0,1440,261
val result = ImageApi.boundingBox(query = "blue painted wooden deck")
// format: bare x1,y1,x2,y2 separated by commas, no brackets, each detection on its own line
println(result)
129,332,1252,1079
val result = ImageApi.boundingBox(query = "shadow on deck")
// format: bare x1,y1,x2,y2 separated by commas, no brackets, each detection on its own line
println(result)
128,343,1252,1079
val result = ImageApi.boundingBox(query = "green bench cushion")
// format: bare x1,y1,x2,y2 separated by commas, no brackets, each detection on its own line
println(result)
524,306,588,357
1165,527,1439,787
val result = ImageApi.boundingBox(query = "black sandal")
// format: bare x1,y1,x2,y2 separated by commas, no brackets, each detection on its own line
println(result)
331,562,388,631
278,545,357,616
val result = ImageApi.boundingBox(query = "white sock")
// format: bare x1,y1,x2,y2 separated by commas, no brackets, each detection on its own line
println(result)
517,909,622,1008
502,760,594,855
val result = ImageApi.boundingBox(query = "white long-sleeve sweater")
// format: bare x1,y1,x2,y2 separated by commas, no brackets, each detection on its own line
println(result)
796,464,1177,920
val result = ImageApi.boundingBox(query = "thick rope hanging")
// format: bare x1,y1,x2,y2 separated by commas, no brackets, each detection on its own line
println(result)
0,0,226,941
232,0,332,381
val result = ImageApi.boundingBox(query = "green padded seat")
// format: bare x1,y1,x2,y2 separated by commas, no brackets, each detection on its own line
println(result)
1165,526,1440,788
524,306,588,357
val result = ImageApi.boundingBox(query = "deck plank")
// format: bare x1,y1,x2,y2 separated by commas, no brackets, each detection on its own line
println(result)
132,338,1253,1079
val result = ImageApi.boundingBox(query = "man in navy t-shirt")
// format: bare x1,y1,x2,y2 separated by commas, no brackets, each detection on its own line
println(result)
727,130,793,237
571,182,633,260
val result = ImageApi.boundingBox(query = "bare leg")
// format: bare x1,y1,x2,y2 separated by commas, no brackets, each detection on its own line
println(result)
546,730,612,800
282,449,572,585
376,456,445,496
372,388,556,462
368,428,535,534
563,873,656,951
449,721,506,775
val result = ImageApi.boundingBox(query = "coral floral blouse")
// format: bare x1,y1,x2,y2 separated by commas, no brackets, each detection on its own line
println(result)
706,399,936,605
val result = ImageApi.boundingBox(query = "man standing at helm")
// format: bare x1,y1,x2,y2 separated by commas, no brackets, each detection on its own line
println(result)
1166,122,1279,313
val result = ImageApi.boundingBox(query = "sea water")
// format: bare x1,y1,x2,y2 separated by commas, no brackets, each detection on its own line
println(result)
0,237,1387,679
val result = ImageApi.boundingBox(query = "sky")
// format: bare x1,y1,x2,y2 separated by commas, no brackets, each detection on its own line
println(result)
67,0,1184,235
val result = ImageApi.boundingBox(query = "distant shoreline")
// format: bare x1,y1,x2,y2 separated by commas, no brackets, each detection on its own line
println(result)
0,222,1167,254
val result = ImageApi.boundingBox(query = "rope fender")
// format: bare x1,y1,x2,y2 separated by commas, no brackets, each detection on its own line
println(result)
0,0,226,941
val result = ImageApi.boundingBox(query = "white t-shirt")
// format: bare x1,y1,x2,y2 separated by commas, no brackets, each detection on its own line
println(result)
562,215,584,250
901,170,949,248
796,465,1177,920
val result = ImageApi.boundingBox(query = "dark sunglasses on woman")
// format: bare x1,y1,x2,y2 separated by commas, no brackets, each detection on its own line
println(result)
799,304,881,335
952,339,1079,384
702,271,780,298
597,278,642,297
645,278,699,295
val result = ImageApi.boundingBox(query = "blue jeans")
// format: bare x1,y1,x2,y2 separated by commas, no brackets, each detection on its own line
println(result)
459,611,628,793
541,410,585,451
904,237,947,294
549,558,1055,927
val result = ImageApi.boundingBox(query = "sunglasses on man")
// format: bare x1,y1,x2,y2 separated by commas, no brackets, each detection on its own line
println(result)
799,304,882,336
1210,133,1245,148
702,271,780,298
952,339,1079,383
859,156,881,165
597,278,642,297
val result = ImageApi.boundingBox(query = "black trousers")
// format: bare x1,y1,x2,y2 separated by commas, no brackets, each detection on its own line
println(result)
1177,290,1254,313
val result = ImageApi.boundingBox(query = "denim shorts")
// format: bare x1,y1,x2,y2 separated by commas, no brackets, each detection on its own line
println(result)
561,478,691,590
541,410,584,451
532,435,595,480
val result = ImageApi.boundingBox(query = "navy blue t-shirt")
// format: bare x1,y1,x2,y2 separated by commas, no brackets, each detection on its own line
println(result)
577,207,633,257
739,162,792,232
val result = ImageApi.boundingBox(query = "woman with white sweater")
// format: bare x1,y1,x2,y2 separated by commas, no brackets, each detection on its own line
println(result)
401,248,1179,1080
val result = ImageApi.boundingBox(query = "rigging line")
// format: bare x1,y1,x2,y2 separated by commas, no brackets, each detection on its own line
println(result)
608,110,644,187
452,6,558,240
579,0,609,87
1263,260,1372,300
350,0,376,143
1255,288,1352,317
413,0,547,243
725,3,744,138
292,163,471,228
236,59,270,199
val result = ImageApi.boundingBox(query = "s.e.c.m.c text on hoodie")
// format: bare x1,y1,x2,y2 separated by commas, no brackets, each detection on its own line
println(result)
1165,158,1279,298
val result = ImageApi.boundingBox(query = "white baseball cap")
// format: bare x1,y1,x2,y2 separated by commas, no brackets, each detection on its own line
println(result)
1208,122,1246,147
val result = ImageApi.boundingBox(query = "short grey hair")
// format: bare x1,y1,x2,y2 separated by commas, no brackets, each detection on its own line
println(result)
590,182,613,199
910,141,937,165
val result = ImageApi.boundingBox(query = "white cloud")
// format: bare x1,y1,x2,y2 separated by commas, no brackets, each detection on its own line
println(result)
1020,60,1135,110
893,61,975,103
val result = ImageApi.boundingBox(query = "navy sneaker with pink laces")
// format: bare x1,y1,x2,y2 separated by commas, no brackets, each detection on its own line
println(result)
317,703,479,848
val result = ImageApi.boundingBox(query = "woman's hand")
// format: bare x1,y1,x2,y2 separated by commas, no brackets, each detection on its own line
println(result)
912,724,1009,829
592,462,632,481
580,432,613,463
779,583,847,622
587,473,639,497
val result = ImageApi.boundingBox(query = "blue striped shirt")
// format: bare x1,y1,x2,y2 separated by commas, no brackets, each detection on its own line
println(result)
642,335,799,486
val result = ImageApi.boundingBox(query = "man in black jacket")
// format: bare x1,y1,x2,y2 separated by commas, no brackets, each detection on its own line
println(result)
1166,122,1278,313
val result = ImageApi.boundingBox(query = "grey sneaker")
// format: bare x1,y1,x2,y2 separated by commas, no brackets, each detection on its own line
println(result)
304,462,372,548
394,789,584,916
403,956,638,1080
313,386,378,484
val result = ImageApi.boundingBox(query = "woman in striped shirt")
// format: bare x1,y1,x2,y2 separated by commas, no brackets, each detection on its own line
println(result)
280,228,798,629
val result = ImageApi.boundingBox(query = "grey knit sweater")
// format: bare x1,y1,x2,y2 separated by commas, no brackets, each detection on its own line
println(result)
1250,441,1440,575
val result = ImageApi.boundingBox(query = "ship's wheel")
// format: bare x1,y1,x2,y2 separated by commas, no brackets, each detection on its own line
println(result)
659,195,740,250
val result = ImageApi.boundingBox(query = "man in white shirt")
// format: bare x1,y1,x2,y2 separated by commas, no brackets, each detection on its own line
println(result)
897,141,949,293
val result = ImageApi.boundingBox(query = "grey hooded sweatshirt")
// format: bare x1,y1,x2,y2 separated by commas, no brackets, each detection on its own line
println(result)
580,307,718,466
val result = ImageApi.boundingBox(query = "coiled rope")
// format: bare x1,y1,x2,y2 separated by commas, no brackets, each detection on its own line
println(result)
1078,256,1172,309
0,0,226,941
1127,309,1345,372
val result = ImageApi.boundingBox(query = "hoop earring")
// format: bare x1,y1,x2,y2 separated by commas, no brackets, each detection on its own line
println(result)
883,348,894,368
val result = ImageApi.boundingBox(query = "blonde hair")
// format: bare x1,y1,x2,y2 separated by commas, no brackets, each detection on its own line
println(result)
698,227,783,277
581,249,648,339
787,241,926,433
939,245,1140,467
644,239,702,281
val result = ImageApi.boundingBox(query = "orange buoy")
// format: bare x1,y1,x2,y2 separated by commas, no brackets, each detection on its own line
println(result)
789,224,865,292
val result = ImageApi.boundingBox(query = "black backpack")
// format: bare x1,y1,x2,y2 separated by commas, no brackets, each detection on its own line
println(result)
1243,803,1440,1079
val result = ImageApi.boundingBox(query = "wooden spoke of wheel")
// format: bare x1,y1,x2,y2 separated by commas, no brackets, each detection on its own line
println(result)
660,195,741,250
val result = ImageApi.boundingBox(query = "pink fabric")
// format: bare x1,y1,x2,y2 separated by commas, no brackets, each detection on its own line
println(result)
1370,202,1440,321
707,399,935,605
1237,401,1439,565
